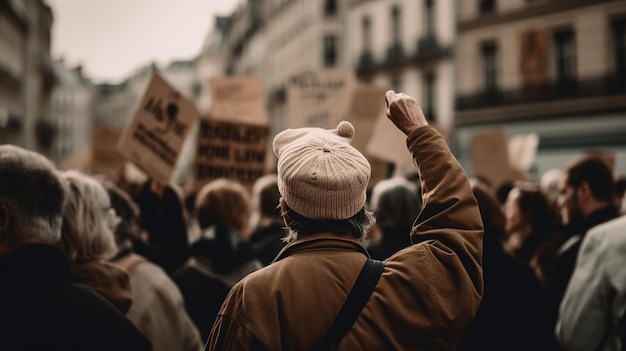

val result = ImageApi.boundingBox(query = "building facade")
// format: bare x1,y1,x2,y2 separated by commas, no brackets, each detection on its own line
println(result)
195,0,457,181
455,0,626,179
196,0,351,138
0,0,54,156
347,0,456,131
50,59,94,164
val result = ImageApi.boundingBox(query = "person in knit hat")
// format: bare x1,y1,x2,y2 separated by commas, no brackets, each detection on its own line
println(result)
206,91,484,350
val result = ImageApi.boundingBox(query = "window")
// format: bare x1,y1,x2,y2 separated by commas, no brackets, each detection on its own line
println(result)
391,6,401,44
481,42,498,95
388,5,403,63
324,0,337,16
553,29,576,89
359,16,374,69
424,71,436,122
424,0,435,37
479,0,495,14
362,16,372,52
612,18,626,89
323,35,337,67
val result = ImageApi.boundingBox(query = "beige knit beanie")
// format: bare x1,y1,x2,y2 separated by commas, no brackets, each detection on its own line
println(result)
273,121,371,220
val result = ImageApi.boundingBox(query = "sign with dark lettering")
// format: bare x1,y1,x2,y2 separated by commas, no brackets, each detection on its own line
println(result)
287,69,356,129
210,76,268,125
194,119,270,190
117,73,197,185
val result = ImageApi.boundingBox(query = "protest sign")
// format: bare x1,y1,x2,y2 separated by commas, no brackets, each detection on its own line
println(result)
472,129,528,189
366,105,414,169
60,148,91,172
345,85,390,185
195,76,271,189
508,132,539,173
210,76,268,125
117,73,197,185
287,69,356,129
91,127,126,180
194,119,270,189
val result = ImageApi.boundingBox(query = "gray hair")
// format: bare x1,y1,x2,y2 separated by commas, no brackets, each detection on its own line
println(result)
59,170,119,262
282,204,376,244
0,145,66,245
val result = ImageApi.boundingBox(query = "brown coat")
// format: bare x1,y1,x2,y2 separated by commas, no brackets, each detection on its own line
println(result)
206,126,484,350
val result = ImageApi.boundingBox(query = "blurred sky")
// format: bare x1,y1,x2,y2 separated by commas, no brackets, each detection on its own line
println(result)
46,0,240,84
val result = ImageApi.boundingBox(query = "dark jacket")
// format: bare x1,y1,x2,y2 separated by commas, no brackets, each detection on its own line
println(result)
249,222,287,266
0,244,151,351
134,180,190,275
366,237,412,261
206,126,484,350
173,226,262,341
457,228,543,351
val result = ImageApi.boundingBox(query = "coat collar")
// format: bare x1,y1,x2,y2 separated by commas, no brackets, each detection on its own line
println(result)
273,232,370,263
0,244,74,290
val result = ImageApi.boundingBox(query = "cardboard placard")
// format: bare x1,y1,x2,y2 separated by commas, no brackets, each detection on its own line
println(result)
508,132,539,173
345,85,390,186
346,85,387,152
366,108,414,169
194,119,270,190
209,76,268,125
287,69,356,129
91,127,126,179
60,148,91,172
116,73,197,185
472,129,528,189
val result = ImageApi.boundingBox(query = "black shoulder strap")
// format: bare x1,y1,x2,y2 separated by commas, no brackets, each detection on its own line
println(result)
314,258,385,351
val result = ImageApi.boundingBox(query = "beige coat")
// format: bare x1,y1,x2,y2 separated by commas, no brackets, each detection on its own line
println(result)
206,126,484,350
115,253,204,351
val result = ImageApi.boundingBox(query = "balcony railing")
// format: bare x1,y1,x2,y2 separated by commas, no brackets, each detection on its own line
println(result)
357,51,375,71
386,42,405,66
456,74,626,111
356,37,452,77
415,35,450,62
0,111,23,133
0,64,22,91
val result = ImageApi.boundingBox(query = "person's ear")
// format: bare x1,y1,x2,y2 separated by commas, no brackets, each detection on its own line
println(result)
0,205,10,239
279,199,290,228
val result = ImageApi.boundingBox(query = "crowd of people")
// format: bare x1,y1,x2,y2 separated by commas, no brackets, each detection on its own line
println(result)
1,90,625,350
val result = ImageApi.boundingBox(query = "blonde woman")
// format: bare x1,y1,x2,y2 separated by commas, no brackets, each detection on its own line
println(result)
59,170,132,313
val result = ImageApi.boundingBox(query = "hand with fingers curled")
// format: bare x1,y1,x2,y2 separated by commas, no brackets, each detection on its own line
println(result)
385,90,429,136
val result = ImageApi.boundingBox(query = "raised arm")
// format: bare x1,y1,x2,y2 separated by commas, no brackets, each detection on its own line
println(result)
385,91,484,339
385,90,483,251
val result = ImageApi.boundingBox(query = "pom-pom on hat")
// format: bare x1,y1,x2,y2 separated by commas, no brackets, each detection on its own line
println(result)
273,121,371,220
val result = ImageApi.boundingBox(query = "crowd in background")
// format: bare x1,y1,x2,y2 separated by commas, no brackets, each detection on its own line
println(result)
1,139,626,350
